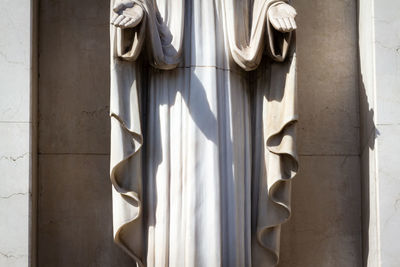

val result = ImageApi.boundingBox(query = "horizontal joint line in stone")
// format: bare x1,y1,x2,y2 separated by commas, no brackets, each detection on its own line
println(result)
0,121,31,124
167,65,249,76
38,152,109,156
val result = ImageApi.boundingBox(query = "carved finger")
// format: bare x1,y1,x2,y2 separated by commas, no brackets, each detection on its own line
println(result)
120,17,131,27
271,18,282,31
122,18,133,26
114,15,126,25
122,19,132,28
124,18,141,28
270,18,278,30
289,17,297,30
283,18,292,31
123,18,137,28
278,18,287,31
110,13,119,24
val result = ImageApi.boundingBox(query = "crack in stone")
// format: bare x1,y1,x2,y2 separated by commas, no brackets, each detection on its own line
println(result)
0,251,24,259
0,192,28,199
81,106,109,116
0,51,24,65
0,153,28,162
375,40,400,54
395,198,400,211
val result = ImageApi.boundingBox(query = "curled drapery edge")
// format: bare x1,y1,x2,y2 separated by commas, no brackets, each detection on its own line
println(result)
225,0,297,264
110,0,185,265
256,49,298,266
110,114,145,267
257,120,298,265
110,37,145,265
110,0,146,262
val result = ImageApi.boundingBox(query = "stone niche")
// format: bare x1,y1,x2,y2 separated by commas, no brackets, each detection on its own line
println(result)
37,0,362,266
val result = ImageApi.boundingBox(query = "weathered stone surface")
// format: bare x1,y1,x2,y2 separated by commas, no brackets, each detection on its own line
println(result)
294,0,360,156
38,155,135,267
38,0,111,154
280,155,362,267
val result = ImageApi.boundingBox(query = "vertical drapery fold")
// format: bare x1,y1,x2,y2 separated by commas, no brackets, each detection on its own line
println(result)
224,0,297,265
110,0,185,265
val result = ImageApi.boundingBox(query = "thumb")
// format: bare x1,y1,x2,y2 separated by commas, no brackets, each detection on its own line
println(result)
113,0,135,13
113,2,125,13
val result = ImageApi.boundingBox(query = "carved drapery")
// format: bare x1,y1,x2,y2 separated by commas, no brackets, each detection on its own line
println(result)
109,1,297,266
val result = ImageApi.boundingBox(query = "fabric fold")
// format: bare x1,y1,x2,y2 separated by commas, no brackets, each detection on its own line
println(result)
223,0,297,264
110,0,185,265
255,45,297,266
109,0,297,266
223,0,292,71
115,0,185,68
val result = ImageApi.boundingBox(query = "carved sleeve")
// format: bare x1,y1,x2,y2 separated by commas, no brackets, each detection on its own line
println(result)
224,0,293,71
111,0,185,69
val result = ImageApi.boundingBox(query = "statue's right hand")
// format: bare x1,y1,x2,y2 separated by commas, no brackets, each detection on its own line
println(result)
111,0,144,29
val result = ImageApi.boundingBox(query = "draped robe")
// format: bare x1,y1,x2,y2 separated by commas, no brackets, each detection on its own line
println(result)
109,0,298,266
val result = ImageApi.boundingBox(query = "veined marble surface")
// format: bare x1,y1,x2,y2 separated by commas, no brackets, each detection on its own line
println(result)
0,0,35,266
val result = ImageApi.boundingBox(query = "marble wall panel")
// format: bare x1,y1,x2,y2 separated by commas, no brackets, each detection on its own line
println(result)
376,125,400,266
0,123,31,267
0,0,36,266
359,1,400,266
0,0,32,122
374,0,400,125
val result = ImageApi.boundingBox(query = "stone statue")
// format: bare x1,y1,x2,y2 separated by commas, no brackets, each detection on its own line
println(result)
109,0,298,266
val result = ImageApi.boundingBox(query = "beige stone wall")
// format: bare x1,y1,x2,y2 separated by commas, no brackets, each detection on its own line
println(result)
37,0,362,266
279,0,362,266
37,0,134,266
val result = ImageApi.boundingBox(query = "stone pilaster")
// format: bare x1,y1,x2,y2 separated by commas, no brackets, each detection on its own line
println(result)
0,0,37,266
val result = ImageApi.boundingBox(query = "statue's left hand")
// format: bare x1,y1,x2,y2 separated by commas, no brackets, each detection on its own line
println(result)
268,2,297,33
111,0,144,29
